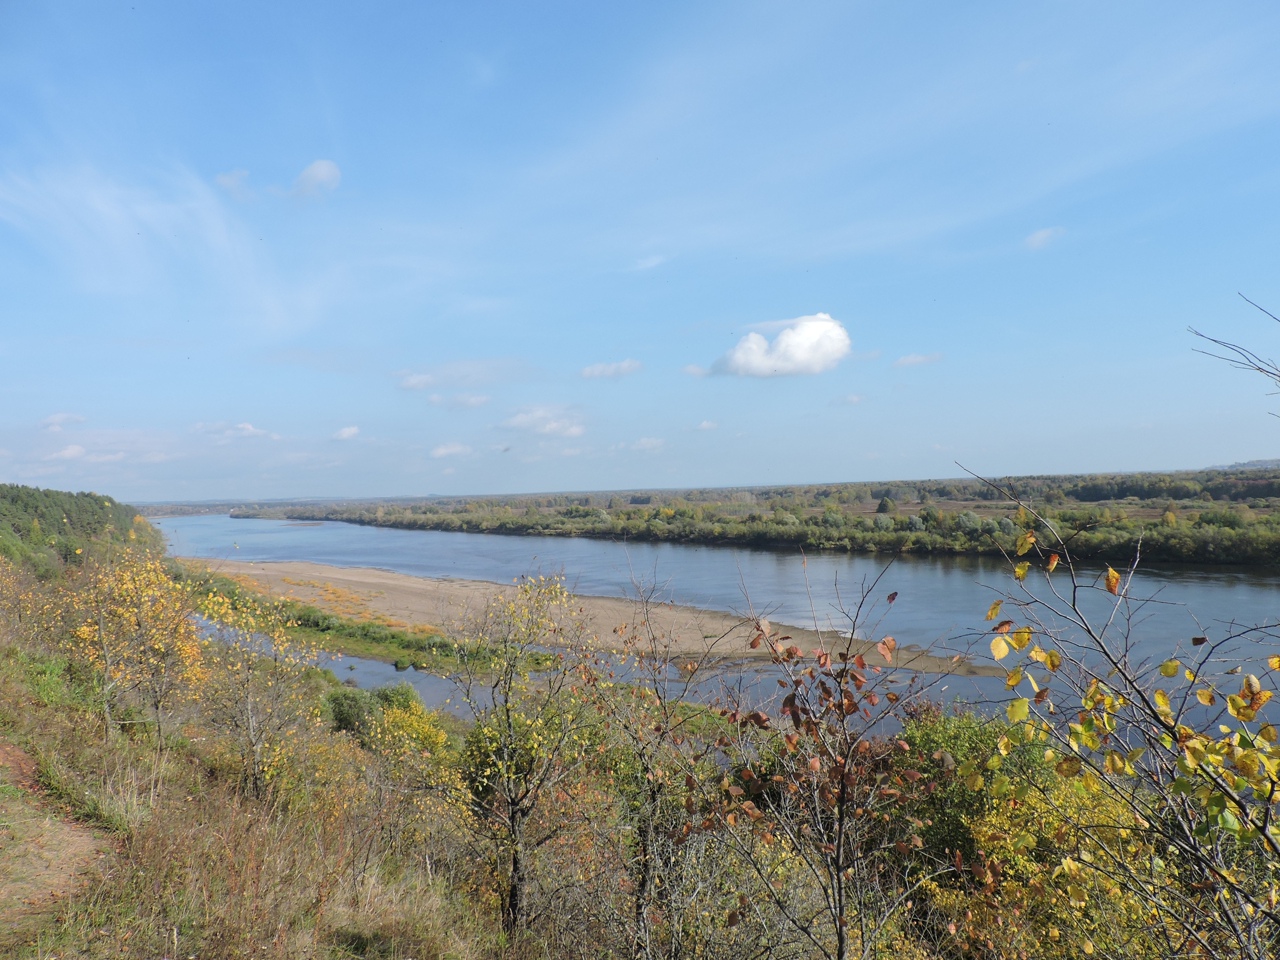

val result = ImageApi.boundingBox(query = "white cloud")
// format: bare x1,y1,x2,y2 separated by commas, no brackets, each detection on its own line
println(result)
1024,226,1065,250
42,412,85,432
712,313,851,377
429,392,490,408
400,360,514,391
634,255,666,270
85,451,125,463
683,364,708,377
215,168,251,200
193,421,281,442
696,420,718,430
632,437,664,452
503,407,585,438
581,359,641,379
333,426,359,440
294,160,341,196
893,353,942,367
431,442,472,458
46,444,85,460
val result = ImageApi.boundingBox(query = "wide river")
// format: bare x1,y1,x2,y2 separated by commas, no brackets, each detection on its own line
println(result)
158,515,1278,680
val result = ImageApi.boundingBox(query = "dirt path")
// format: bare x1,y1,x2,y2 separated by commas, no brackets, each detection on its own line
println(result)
0,739,109,951
186,558,998,677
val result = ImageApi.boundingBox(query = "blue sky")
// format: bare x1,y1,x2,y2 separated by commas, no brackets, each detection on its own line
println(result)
2,2,1279,501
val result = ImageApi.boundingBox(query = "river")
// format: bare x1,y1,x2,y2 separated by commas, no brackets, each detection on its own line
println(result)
156,515,1280,709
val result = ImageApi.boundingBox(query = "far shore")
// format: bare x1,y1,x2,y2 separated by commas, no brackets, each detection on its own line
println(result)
181,557,1000,678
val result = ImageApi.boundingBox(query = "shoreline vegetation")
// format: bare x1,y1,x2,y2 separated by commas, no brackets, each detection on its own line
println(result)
202,466,1280,566
181,557,997,677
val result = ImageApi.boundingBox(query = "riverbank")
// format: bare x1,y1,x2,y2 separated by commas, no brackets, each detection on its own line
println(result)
183,558,998,677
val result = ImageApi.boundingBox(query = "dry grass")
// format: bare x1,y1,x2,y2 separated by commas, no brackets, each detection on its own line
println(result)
0,639,498,960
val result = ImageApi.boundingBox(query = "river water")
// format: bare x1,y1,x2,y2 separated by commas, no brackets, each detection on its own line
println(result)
157,515,1280,709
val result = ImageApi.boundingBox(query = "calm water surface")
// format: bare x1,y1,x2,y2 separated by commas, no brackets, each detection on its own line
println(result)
158,515,1280,706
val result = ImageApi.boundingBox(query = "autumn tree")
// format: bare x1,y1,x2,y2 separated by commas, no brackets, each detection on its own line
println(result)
580,582,756,960
975,492,1279,959
455,576,595,935
63,554,203,740
199,589,320,796
714,589,951,960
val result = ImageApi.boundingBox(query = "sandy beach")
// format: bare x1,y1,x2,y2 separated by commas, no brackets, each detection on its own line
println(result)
182,558,999,677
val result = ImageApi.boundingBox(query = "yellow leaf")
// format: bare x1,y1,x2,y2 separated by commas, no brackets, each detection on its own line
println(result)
1007,698,1030,722
1235,751,1261,779
1155,689,1171,712
1105,566,1121,596
1227,694,1254,721
1011,626,1033,651
1046,552,1059,573
1268,654,1280,671
1014,561,1030,582
1016,530,1037,556
1004,665,1022,688
991,636,1010,661
1196,689,1216,707
985,600,1003,621
1159,659,1180,678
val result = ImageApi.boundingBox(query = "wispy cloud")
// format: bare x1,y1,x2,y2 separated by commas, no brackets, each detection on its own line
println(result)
431,442,472,458
333,426,359,440
42,412,85,432
214,168,251,200
294,160,341,196
1024,226,1065,250
711,313,851,377
429,393,490,408
631,437,664,451
893,353,942,368
45,444,85,460
399,359,518,391
581,359,641,379
193,421,281,442
400,373,434,390
634,255,666,270
696,420,718,430
0,165,242,296
502,406,585,438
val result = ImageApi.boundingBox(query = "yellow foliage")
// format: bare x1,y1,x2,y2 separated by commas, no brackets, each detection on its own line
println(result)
921,779,1165,959
63,554,204,730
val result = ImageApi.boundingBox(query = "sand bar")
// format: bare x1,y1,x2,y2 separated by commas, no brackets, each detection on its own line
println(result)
181,558,999,677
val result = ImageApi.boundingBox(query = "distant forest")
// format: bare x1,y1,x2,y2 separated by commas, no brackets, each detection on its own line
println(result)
0,484,156,576
224,467,1280,565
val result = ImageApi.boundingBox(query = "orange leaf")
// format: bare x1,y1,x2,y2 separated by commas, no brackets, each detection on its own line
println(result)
1047,553,1059,573
877,636,897,664
1105,567,1121,596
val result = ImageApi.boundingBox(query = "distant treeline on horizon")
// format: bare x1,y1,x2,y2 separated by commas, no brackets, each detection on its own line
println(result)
193,466,1280,566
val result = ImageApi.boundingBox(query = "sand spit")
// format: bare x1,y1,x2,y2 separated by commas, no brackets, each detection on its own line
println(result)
182,558,998,678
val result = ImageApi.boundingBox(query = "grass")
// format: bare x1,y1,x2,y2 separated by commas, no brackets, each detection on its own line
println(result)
0,638,500,960
174,561,554,676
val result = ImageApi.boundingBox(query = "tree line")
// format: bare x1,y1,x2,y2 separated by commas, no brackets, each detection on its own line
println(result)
229,466,1280,565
